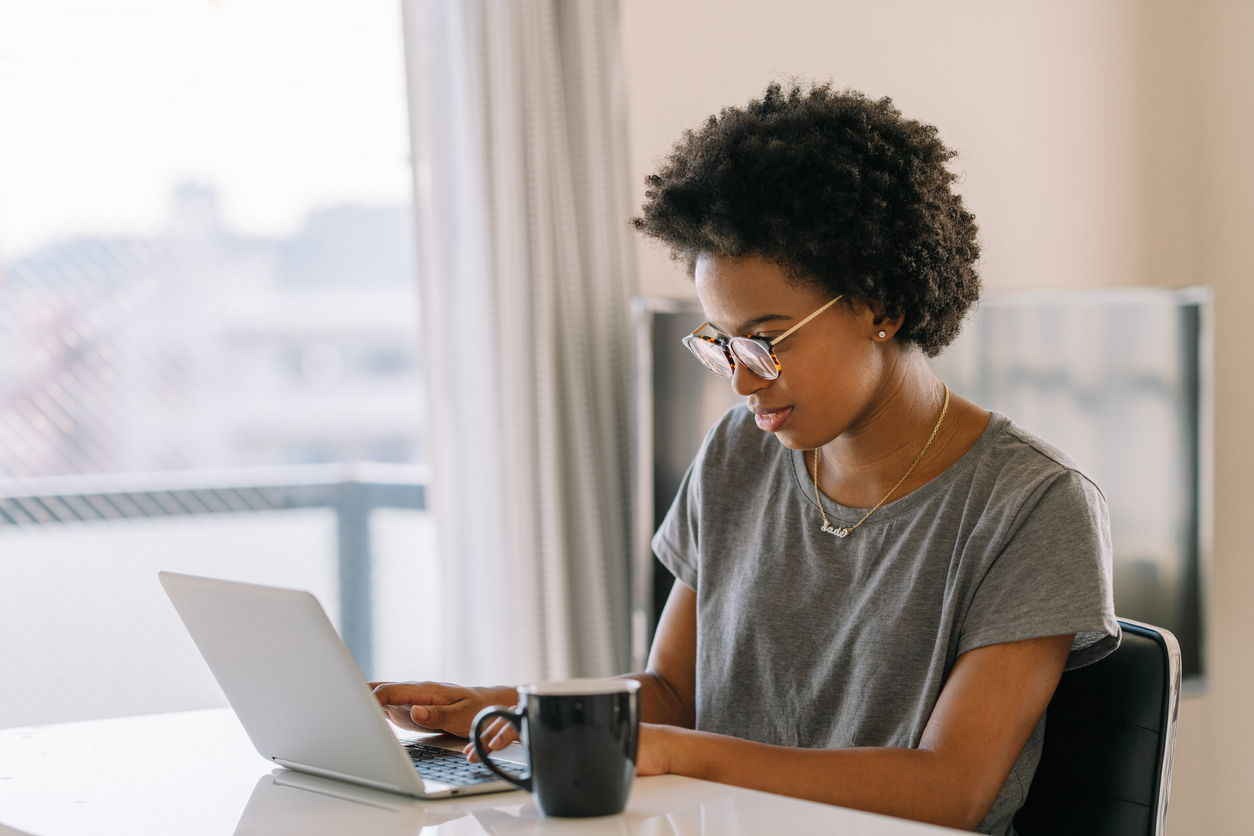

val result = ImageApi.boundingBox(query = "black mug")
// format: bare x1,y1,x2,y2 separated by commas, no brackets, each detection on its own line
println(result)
472,679,640,817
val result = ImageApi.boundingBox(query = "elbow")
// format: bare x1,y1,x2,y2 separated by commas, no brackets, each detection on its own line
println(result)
941,792,996,832
957,806,991,833
914,758,997,831
911,748,998,831
636,670,697,728
918,798,989,833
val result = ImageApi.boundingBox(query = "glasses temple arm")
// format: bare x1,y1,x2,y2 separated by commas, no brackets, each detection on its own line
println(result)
769,295,843,345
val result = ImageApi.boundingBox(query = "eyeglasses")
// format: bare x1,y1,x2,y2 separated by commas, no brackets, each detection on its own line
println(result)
681,296,842,380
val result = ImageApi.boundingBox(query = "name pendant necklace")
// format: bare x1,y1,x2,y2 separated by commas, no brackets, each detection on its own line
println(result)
812,384,950,538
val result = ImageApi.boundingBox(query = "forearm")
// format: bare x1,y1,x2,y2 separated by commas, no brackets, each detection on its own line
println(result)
662,727,990,831
613,671,695,728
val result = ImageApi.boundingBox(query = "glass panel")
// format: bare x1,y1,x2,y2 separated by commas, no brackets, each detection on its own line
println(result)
370,508,443,682
0,509,339,727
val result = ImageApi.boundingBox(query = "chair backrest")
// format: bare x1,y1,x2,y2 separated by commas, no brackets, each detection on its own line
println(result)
1014,619,1182,836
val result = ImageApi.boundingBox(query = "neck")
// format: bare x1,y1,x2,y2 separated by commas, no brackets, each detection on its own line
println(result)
815,351,948,507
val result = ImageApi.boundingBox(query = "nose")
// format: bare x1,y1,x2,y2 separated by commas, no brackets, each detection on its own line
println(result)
730,362,770,397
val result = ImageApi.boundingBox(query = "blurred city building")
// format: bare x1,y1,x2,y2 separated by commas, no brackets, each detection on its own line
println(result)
0,184,424,479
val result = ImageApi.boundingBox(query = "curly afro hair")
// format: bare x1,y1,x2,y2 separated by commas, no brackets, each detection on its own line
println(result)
632,82,980,357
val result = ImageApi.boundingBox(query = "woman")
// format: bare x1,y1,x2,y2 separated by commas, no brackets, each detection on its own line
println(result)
373,83,1118,835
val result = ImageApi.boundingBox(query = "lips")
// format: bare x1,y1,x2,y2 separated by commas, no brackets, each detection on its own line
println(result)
752,406,793,433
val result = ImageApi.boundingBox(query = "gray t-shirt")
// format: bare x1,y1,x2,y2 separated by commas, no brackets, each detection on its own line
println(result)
652,407,1119,836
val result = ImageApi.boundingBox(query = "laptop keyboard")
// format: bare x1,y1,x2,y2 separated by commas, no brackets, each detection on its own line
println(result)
402,741,527,787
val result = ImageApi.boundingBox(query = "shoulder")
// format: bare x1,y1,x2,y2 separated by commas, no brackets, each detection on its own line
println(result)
992,417,1092,480
956,417,1118,667
963,415,1114,589
973,414,1106,515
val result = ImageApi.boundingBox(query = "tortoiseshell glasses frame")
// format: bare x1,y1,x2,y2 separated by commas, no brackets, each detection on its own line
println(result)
681,296,843,380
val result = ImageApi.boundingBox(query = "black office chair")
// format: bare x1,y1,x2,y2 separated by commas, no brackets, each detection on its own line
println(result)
1014,619,1182,836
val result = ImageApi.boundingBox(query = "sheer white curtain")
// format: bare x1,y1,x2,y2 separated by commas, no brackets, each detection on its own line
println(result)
402,0,635,685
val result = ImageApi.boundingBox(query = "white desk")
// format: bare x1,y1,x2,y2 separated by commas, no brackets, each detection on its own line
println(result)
0,709,960,835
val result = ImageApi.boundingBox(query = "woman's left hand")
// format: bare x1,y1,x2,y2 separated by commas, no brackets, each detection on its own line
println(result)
467,719,677,773
637,723,677,776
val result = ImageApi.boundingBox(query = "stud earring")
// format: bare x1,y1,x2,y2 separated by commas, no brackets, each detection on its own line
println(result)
878,330,887,339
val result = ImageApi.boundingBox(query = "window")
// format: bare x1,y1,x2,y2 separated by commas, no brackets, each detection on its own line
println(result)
0,0,438,727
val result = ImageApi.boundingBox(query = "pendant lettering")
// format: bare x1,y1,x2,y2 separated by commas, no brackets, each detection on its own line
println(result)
821,522,850,538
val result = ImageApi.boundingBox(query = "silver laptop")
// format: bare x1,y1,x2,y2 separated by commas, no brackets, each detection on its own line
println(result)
159,571,526,799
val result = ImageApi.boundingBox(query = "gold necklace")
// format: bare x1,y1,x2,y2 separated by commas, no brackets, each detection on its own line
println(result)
812,384,951,538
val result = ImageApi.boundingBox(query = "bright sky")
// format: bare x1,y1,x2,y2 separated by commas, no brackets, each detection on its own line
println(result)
0,0,411,259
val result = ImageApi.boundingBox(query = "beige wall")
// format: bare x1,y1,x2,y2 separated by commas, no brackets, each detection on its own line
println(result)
620,2,1254,832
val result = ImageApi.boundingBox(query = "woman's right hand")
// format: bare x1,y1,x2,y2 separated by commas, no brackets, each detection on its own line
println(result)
368,681,518,738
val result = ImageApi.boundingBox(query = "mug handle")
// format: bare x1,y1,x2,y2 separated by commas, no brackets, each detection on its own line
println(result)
472,705,531,793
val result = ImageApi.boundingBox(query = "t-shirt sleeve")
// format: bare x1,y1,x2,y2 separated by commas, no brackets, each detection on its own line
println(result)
651,453,702,592
958,469,1121,670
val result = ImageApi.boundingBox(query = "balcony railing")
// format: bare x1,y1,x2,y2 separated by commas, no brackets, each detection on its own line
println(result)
0,462,428,680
